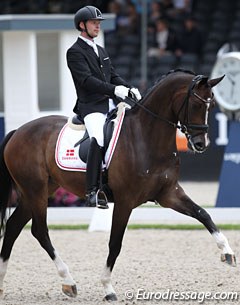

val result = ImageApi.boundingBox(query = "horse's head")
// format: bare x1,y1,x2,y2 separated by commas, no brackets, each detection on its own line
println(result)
176,74,224,153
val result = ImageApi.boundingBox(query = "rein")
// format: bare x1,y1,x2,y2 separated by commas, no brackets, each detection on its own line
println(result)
129,93,178,128
129,74,214,138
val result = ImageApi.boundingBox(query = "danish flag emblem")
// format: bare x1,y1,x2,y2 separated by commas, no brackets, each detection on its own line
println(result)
66,149,74,156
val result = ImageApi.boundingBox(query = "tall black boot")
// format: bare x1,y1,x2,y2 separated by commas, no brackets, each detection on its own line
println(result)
86,137,108,209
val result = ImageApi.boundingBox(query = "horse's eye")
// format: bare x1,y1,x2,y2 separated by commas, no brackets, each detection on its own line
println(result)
192,101,202,110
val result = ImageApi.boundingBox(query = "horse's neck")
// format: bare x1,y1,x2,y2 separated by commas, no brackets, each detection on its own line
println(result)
138,92,177,145
125,108,177,158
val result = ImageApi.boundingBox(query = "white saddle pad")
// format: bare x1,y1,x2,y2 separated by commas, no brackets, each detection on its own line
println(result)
55,102,127,172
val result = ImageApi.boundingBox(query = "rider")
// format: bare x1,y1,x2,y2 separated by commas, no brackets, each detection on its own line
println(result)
67,6,141,209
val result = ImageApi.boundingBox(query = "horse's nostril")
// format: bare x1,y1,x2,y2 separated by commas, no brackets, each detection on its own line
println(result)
195,142,205,151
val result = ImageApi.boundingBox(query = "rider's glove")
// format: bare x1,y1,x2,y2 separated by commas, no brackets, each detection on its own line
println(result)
129,88,142,101
114,85,129,100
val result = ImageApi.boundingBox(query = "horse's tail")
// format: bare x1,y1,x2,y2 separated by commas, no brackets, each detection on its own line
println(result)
0,130,16,237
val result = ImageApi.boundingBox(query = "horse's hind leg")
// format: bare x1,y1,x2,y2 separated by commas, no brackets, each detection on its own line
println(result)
159,185,236,266
30,194,77,297
0,204,32,294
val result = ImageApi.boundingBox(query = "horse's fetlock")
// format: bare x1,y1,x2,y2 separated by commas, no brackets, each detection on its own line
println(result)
101,277,109,286
212,232,234,254
58,267,68,278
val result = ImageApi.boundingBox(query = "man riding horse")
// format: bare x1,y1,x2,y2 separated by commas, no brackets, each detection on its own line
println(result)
67,6,141,209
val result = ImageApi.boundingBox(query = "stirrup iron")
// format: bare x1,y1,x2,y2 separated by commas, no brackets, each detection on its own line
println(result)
96,189,109,209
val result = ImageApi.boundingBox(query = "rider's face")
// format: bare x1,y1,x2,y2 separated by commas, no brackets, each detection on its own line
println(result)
80,20,101,39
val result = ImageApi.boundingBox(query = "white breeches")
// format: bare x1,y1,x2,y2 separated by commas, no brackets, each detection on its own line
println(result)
84,99,116,147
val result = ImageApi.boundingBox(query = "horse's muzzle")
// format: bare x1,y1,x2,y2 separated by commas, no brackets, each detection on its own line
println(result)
187,133,210,153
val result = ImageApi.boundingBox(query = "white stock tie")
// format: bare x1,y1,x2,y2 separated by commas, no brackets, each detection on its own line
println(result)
91,43,99,57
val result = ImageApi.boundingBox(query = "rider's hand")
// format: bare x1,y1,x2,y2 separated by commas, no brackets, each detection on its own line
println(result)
129,88,142,101
114,85,129,100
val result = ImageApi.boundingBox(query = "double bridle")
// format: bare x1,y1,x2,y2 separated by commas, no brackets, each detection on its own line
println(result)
129,74,215,140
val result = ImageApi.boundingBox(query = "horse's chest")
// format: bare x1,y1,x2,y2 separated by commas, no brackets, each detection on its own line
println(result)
138,153,180,176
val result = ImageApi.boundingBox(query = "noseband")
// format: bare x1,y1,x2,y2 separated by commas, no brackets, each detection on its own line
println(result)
129,74,214,139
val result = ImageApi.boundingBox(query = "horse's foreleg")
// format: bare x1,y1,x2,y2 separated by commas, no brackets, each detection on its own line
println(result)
184,205,236,265
31,203,77,297
0,259,7,296
53,250,77,297
0,204,32,294
159,185,236,266
212,231,236,265
101,204,132,301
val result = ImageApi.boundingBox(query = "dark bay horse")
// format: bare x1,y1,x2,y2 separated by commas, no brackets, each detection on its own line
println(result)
0,70,236,301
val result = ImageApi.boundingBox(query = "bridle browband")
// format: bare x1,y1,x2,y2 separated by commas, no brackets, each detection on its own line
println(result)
129,74,214,139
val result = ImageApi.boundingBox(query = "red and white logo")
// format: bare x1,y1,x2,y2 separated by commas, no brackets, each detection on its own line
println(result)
62,149,78,160
66,149,74,156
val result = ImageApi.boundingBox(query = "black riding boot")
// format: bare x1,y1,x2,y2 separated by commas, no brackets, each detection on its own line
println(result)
86,137,108,209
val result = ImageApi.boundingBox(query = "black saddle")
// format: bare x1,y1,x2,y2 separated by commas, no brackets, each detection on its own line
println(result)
73,108,118,163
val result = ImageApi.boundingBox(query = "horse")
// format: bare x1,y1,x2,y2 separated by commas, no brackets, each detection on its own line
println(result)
0,70,236,302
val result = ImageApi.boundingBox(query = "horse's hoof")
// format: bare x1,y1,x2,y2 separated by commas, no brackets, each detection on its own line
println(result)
221,254,237,267
62,284,77,297
104,293,118,302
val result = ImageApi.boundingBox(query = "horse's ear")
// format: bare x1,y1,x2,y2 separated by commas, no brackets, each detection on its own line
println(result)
196,76,208,87
208,75,225,88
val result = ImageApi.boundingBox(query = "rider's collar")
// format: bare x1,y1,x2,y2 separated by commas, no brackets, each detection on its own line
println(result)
79,35,99,56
